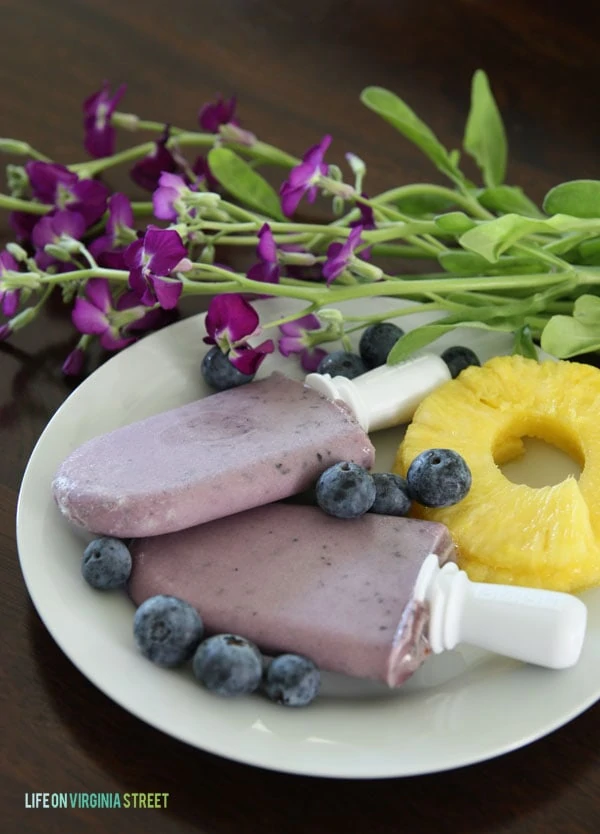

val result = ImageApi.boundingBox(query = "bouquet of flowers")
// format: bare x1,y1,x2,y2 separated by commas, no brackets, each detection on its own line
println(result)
1,69,600,380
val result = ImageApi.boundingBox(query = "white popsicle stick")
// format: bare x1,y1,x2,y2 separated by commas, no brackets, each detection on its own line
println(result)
414,553,587,670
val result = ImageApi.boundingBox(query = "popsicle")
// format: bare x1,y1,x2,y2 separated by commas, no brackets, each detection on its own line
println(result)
52,355,451,538
128,504,587,685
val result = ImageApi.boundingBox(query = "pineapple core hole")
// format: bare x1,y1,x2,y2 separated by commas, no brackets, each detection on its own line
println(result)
496,432,583,488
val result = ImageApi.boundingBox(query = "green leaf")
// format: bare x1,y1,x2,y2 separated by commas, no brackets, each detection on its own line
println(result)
460,212,600,262
578,237,600,264
360,87,461,181
390,191,456,217
463,70,508,188
543,180,600,218
513,325,538,359
477,185,542,218
572,294,600,325
387,318,517,364
387,323,460,363
458,214,549,261
541,314,600,358
438,249,542,276
434,212,476,235
207,148,284,219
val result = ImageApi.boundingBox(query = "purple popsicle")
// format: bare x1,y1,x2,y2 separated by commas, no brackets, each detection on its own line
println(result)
128,504,457,686
52,372,374,538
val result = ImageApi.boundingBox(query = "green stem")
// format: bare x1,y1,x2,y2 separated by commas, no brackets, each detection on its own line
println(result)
0,194,50,214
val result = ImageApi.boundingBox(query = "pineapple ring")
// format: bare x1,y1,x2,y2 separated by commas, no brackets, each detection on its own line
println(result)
394,355,600,593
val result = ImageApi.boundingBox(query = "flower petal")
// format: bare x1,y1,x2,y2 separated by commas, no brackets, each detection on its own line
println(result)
278,334,302,356
100,329,136,351
230,339,274,374
31,215,57,249
144,227,187,274
72,296,109,335
152,186,180,221
0,250,19,274
256,223,277,263
151,275,182,310
123,238,144,270
279,312,320,337
2,289,20,317
52,209,86,240
84,278,113,313
205,294,259,343
107,192,134,232
301,346,327,372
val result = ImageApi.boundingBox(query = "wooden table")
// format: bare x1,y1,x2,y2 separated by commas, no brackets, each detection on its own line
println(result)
3,1,600,831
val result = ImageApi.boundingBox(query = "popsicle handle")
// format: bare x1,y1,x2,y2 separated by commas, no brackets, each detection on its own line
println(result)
417,555,587,669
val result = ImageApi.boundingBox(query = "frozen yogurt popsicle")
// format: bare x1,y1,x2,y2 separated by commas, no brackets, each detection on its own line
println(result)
128,503,588,684
52,354,451,538
128,503,457,686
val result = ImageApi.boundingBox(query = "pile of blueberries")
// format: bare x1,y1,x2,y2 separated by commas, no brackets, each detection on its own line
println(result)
202,319,481,391
81,538,320,707
315,447,472,520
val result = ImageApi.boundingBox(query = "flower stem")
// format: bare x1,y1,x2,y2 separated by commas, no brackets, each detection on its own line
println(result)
0,194,50,214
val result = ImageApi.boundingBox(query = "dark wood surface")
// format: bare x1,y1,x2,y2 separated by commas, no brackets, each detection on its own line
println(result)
3,1,600,832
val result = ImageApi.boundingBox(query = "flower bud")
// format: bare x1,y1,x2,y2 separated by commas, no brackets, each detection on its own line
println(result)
44,243,73,262
6,164,28,198
219,124,257,147
185,191,222,209
327,164,344,182
198,244,215,264
10,306,37,331
332,196,345,216
111,112,140,131
5,242,28,262
345,152,366,192
0,138,32,155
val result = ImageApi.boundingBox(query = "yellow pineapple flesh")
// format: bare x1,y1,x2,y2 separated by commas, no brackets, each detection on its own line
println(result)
394,355,600,592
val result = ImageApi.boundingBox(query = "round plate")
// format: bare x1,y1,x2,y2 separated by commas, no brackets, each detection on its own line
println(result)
16,297,600,778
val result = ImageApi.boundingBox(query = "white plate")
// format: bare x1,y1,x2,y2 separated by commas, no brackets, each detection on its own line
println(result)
16,297,600,779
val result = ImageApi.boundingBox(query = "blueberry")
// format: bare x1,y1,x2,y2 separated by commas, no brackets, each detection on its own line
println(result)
316,351,368,379
315,461,376,518
81,537,132,590
193,634,263,697
359,322,404,369
441,345,481,379
133,595,204,667
370,473,412,516
406,449,472,508
262,654,321,707
201,346,254,391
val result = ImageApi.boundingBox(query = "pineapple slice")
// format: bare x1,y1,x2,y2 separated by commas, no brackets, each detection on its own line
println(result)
395,355,600,592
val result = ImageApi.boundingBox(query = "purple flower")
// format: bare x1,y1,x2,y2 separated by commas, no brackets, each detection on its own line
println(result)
62,346,86,376
322,225,363,285
26,162,109,226
0,323,12,341
71,280,170,355
198,95,238,133
89,193,136,268
32,210,86,270
123,226,187,309
0,250,20,317
130,130,178,191
72,279,137,350
83,82,127,158
203,294,274,374
278,314,327,372
152,172,189,221
280,135,331,217
246,224,280,285
350,199,376,259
